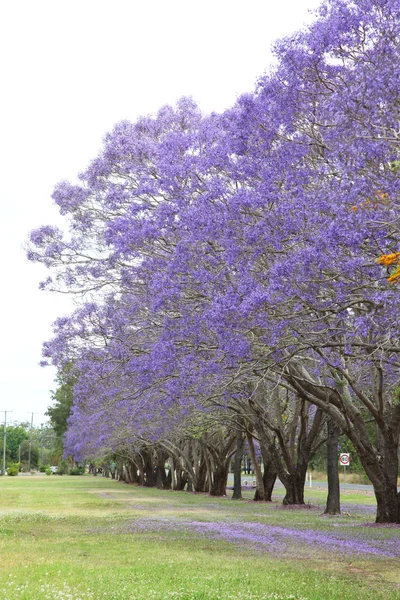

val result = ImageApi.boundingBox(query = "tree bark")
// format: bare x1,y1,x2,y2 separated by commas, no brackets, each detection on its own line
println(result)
324,417,341,515
280,469,307,505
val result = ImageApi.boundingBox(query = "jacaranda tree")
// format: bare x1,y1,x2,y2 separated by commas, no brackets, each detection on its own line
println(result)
29,0,400,522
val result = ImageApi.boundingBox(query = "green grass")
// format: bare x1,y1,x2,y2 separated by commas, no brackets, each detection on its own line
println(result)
0,476,399,599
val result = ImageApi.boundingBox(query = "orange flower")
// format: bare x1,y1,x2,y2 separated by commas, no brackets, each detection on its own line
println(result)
376,252,400,266
388,269,400,284
351,190,391,212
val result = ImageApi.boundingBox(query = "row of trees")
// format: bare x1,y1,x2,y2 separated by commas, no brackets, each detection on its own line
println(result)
0,423,60,470
29,0,400,522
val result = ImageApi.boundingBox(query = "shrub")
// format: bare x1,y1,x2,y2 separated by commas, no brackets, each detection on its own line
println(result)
69,467,83,476
45,468,52,476
57,460,69,475
39,465,49,473
7,463,19,476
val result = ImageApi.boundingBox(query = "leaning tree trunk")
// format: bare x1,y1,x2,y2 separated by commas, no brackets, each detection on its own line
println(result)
324,417,341,515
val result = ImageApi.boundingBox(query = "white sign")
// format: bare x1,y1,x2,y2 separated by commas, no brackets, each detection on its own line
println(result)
339,453,350,466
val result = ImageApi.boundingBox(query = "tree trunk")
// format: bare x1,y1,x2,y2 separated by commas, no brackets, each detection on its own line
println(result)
286,363,400,522
166,467,172,489
154,450,169,489
258,446,276,501
354,433,400,522
174,468,188,490
170,459,176,490
363,431,400,523
210,463,229,496
246,430,265,501
262,469,277,502
193,449,208,492
121,464,129,483
324,417,341,515
375,485,400,523
232,430,244,500
281,469,306,505
141,450,155,487
341,416,400,523
136,460,145,486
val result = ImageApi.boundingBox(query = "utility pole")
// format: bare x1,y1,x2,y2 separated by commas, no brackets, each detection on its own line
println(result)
1,411,12,475
40,423,44,466
27,412,37,473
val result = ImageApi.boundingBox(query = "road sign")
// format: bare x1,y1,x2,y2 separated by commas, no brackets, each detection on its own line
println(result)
339,453,350,466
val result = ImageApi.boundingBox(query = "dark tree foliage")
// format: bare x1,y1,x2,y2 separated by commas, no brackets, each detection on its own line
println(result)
46,365,75,439
0,426,28,462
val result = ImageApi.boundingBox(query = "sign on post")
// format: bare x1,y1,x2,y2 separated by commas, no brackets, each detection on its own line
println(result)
339,453,350,488
339,453,350,466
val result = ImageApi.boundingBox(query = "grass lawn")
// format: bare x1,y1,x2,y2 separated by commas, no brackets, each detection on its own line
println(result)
0,475,399,599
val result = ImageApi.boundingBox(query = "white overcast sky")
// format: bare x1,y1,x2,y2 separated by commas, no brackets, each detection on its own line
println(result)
0,0,321,427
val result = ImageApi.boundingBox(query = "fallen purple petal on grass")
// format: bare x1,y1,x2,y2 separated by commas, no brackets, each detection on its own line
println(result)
273,503,317,510
116,517,400,558
340,503,377,516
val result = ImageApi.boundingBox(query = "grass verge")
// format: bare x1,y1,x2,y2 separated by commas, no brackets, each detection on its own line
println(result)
0,475,399,599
